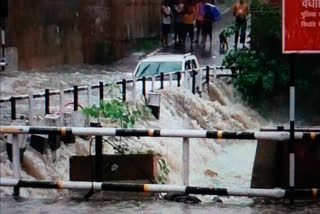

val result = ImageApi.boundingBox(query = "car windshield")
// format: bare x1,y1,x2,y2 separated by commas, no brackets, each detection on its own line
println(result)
135,61,181,78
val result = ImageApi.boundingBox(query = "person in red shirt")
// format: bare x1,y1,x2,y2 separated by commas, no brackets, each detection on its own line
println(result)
233,0,249,49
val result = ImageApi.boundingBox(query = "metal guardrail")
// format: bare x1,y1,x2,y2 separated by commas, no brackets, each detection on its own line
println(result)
1,178,319,199
0,126,319,199
0,65,233,102
1,126,320,141
0,65,235,122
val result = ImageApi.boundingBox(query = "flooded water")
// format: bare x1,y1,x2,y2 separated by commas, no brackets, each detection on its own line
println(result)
1,63,319,212
1,8,319,214
1,197,320,214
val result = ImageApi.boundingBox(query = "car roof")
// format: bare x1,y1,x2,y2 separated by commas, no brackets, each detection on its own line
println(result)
139,54,195,62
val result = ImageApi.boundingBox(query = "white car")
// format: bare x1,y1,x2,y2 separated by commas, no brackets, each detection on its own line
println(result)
133,53,202,93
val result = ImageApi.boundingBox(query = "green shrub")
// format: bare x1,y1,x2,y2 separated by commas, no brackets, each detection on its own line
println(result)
83,99,152,128
222,49,289,106
83,82,152,128
250,0,282,57
222,0,290,114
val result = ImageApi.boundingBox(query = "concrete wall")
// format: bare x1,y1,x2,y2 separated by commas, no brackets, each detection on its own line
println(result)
6,0,161,70
7,0,82,69
110,0,161,59
251,139,320,188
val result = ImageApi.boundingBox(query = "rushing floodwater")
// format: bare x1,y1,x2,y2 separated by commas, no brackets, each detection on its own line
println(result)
1,59,320,213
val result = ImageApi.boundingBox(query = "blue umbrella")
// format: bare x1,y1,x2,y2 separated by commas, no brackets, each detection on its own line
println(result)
203,3,221,21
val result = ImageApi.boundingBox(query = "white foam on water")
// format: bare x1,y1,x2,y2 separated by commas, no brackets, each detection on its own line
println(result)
1,73,266,204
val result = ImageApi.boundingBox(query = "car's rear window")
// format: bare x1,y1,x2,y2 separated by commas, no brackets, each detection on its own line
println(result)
135,61,181,78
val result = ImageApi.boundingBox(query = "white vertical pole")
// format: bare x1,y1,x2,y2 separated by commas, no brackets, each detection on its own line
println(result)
169,73,172,87
12,134,21,196
28,94,33,125
60,89,64,126
12,134,21,180
87,85,92,126
198,68,202,93
289,85,295,202
214,65,217,79
184,70,188,89
152,76,155,92
133,78,136,105
288,55,296,204
182,137,190,186
189,71,192,90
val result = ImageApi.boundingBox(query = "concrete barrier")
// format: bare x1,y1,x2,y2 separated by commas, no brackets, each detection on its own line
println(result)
251,139,320,188
146,92,161,120
70,154,158,182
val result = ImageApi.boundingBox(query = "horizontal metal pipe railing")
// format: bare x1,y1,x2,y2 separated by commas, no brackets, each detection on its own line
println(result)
0,80,124,102
0,126,320,141
0,65,235,103
1,178,319,198
261,127,320,132
0,65,234,122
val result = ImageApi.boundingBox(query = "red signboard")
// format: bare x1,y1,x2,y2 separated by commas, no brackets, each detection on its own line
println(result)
282,0,320,53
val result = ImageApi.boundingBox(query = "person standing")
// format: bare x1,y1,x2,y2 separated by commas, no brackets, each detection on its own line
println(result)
201,4,214,48
161,0,172,47
233,0,249,49
173,0,184,45
194,0,205,44
182,2,195,51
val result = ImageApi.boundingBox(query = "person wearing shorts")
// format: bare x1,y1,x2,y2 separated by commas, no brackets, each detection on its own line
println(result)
161,0,172,47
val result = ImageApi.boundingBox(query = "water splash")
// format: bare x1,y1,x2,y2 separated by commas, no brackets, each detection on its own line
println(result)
0,75,266,202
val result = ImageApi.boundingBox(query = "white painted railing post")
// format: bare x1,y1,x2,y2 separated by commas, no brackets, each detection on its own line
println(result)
133,78,136,105
189,71,193,90
86,85,92,126
182,137,190,186
169,73,172,87
214,65,217,79
198,68,203,94
184,70,189,89
152,76,155,92
12,134,21,196
28,94,33,125
60,89,64,126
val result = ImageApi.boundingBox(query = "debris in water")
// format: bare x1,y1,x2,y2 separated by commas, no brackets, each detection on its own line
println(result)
204,169,218,177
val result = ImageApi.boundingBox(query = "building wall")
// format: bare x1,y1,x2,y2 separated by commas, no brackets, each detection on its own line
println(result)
6,0,161,69
110,0,161,59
